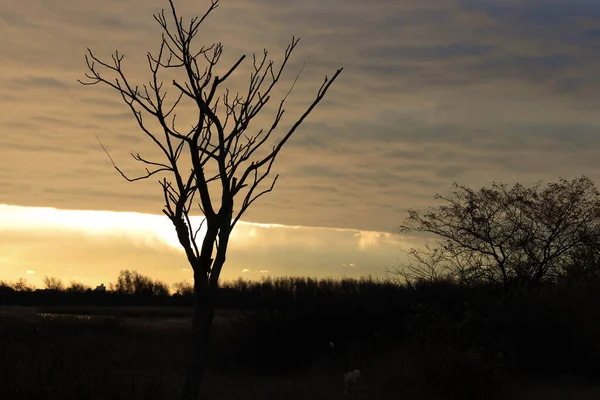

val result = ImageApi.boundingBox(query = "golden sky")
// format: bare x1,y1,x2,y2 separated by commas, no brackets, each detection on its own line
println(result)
0,205,424,287
1,0,600,287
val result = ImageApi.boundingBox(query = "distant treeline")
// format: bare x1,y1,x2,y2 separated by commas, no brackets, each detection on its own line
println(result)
1,270,420,311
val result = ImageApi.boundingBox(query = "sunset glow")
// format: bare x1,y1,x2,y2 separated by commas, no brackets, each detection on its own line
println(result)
0,204,416,288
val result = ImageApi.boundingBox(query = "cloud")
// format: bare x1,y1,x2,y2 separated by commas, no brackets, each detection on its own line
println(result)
356,231,394,250
361,43,494,60
14,76,71,89
460,0,600,27
1,0,600,235
0,206,423,286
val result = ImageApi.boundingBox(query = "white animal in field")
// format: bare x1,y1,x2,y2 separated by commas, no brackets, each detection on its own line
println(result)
343,369,360,395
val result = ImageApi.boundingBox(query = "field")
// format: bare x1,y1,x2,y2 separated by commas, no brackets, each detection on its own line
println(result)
3,273,600,400
2,304,599,400
0,305,476,399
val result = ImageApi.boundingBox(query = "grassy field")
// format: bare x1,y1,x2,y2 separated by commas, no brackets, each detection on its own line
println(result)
3,305,599,399
0,305,498,400
0,284,600,400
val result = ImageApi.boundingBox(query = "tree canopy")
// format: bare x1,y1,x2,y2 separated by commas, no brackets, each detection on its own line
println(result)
397,176,600,288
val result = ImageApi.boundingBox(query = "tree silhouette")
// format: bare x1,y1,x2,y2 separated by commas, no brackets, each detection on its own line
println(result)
11,278,34,292
43,276,64,291
79,0,342,398
66,281,91,293
397,177,600,288
173,280,194,297
111,270,168,296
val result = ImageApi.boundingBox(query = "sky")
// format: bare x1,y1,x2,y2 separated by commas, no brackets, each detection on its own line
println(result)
1,0,600,287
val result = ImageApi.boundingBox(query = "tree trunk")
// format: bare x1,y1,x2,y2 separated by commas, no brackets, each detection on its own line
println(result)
181,299,215,400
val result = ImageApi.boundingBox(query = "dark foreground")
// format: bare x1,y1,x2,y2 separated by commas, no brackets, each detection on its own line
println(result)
2,306,599,400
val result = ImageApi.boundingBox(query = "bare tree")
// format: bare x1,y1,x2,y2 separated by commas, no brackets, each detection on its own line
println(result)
11,278,34,292
66,281,91,293
43,275,64,291
386,245,457,285
112,269,169,296
396,177,600,288
79,0,342,398
173,280,194,297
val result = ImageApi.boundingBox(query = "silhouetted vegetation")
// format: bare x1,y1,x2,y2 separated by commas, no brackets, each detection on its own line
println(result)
396,176,600,288
110,270,170,297
42,275,65,291
3,266,600,398
79,0,343,396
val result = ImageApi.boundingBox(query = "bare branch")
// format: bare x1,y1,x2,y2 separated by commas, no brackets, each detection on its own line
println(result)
234,66,343,195
96,134,171,182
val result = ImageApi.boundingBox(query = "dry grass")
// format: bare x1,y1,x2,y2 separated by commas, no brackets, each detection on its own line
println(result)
0,306,509,400
2,305,598,399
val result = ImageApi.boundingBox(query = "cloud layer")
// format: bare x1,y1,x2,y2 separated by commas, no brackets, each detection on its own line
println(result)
0,205,419,288
1,0,600,234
